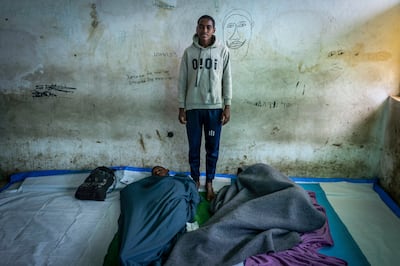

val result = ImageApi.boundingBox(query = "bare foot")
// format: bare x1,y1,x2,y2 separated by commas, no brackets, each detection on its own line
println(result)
206,182,215,201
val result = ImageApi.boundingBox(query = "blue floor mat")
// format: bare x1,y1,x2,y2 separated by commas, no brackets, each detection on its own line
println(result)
300,183,370,266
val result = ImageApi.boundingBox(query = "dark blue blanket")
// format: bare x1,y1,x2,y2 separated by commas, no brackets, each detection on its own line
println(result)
118,174,200,266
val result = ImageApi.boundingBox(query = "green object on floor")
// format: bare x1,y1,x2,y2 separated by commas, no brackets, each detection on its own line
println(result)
195,192,211,226
103,233,119,266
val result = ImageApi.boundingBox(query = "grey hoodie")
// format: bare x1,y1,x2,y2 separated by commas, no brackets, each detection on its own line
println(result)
178,34,232,110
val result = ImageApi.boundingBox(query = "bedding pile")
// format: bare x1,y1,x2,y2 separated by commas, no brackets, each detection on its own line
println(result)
245,190,347,265
3,164,399,265
165,163,327,266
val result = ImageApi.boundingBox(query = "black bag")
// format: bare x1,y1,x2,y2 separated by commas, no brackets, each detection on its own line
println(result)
75,166,116,201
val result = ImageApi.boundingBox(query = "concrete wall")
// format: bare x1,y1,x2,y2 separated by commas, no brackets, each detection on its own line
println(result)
1,1,399,185
381,96,400,204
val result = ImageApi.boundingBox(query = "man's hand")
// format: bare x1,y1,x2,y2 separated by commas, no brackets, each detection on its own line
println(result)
178,108,187,124
221,106,230,125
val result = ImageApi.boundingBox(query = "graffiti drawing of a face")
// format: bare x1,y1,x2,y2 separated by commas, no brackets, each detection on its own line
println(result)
223,9,253,59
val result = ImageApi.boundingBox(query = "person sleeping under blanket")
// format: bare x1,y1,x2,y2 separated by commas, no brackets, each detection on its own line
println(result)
117,166,200,266
108,163,326,266
164,163,327,266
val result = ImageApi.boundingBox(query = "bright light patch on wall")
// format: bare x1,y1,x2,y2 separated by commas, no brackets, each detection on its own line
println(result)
391,95,400,102
374,89,391,104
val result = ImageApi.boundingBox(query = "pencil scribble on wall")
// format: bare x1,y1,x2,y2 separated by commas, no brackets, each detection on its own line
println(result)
32,84,76,97
245,99,294,109
153,0,176,9
127,70,173,85
222,9,254,60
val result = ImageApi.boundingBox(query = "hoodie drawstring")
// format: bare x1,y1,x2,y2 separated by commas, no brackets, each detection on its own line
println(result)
209,48,212,93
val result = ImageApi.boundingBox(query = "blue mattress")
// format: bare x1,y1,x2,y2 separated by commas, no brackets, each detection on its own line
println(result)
300,183,369,265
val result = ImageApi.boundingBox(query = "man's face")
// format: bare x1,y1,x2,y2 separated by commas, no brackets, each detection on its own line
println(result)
152,166,169,177
196,18,215,46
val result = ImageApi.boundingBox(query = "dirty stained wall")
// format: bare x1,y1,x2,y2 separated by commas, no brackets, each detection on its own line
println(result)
381,96,400,204
1,0,400,188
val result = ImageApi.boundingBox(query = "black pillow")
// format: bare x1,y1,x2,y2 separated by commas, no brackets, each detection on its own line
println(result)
75,166,116,201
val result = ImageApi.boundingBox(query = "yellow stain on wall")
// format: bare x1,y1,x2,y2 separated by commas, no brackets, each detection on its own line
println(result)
327,43,392,66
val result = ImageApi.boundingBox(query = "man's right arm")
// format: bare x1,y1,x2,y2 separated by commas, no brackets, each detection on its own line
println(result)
178,51,188,125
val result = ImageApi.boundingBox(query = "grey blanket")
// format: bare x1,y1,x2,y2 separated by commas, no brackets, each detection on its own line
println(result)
165,163,326,266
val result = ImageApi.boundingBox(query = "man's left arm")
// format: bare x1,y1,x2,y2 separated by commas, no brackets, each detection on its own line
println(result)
221,105,230,125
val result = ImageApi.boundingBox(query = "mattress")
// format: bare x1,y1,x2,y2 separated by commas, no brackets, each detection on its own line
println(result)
0,170,123,266
1,167,399,266
318,181,400,266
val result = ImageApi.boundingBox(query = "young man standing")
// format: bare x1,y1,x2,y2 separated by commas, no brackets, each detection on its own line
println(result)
178,15,232,201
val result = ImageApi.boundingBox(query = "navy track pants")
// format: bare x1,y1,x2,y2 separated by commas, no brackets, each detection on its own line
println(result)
185,109,223,181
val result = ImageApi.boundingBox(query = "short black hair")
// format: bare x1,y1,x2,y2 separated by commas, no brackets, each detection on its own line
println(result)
198,15,215,27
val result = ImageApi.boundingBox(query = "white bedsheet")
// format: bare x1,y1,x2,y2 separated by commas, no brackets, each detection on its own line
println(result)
0,172,122,266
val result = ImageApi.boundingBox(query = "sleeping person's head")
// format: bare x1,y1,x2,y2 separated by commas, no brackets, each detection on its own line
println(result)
152,166,170,177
